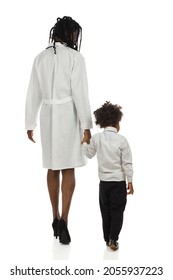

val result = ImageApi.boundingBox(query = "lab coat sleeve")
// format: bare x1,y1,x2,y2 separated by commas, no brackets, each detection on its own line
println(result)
71,55,93,130
82,137,96,159
25,59,42,130
121,137,133,182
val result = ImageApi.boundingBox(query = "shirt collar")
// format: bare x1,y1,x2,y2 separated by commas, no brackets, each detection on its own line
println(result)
104,126,117,133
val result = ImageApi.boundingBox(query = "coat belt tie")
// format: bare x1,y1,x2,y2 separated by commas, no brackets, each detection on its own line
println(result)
43,96,73,104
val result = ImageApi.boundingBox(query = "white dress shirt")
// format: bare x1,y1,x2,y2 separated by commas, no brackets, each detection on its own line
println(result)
82,127,133,182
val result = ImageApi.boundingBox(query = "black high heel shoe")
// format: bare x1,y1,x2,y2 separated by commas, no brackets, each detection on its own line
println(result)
52,218,59,239
59,219,71,244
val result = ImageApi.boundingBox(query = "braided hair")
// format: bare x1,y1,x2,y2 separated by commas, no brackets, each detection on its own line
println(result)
49,16,82,54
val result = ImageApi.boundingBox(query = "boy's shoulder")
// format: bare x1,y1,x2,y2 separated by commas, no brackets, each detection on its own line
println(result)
92,132,102,139
116,132,127,140
115,132,129,144
92,131,127,138
88,132,101,144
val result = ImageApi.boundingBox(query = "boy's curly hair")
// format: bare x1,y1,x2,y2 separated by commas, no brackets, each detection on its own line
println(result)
93,101,123,128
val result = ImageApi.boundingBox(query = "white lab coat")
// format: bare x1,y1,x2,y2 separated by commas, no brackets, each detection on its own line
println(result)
25,42,93,170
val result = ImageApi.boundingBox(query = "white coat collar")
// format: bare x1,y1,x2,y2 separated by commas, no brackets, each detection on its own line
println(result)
46,42,67,50
55,42,67,47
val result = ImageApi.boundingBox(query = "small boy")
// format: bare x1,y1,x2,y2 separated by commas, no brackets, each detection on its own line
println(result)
82,101,134,251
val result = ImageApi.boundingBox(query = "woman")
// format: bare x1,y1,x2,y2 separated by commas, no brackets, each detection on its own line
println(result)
25,16,92,244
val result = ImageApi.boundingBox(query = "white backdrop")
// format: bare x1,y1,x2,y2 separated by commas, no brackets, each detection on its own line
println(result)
0,0,173,279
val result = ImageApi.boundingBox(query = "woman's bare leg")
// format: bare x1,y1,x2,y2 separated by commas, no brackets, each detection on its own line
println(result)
61,168,75,223
47,169,60,219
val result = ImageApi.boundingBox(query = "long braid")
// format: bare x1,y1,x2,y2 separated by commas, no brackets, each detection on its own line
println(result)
49,16,82,54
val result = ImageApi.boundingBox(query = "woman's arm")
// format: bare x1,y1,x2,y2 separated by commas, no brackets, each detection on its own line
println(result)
71,54,93,130
25,59,42,132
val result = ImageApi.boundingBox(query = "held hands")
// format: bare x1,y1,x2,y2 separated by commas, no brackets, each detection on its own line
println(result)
28,129,91,144
81,129,91,144
27,130,36,143
127,182,134,195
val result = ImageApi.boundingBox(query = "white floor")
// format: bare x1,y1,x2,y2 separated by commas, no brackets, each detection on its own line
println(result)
1,130,173,280
1,164,172,268
1,107,173,278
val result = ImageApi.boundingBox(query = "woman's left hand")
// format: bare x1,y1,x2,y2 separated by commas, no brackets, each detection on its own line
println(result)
81,129,91,144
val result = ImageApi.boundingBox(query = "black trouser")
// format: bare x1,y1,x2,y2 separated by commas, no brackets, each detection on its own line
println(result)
99,180,127,242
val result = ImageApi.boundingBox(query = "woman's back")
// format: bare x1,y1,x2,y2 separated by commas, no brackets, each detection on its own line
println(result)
34,42,83,100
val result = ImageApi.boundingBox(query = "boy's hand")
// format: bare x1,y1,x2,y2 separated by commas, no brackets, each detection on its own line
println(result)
27,130,36,143
81,129,91,144
127,182,134,195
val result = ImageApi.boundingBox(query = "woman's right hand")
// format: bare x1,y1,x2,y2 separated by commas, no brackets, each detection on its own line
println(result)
27,130,36,143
